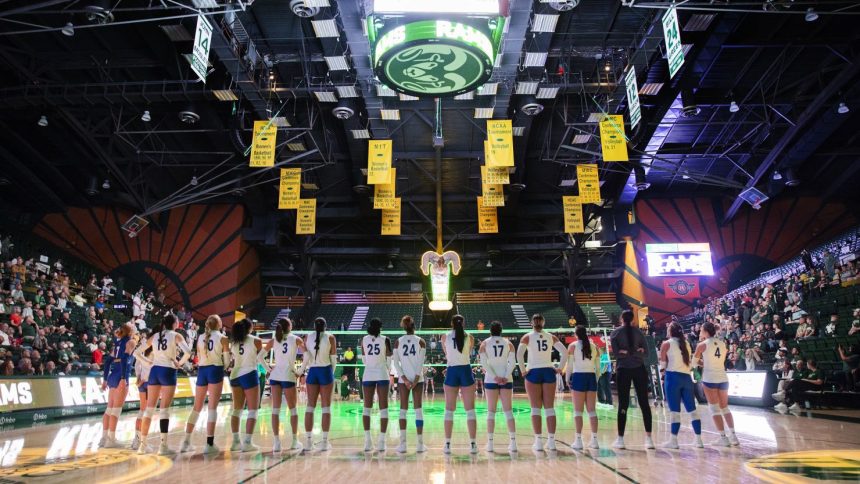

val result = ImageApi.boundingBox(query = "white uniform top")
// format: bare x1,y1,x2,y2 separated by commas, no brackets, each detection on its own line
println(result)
305,331,333,368
151,330,179,368
569,340,599,374
525,331,555,370
700,337,728,383
197,330,225,367
230,335,259,379
135,355,152,383
395,334,425,383
666,337,693,374
481,336,514,382
444,330,472,366
270,333,301,382
361,334,390,381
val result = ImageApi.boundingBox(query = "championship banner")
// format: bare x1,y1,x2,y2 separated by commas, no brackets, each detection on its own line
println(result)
481,165,510,185
296,198,316,234
381,198,401,236
485,120,514,167
576,164,601,203
663,277,701,299
563,195,584,233
249,120,277,167
481,181,505,207
278,168,301,209
599,115,628,162
373,168,397,209
234,310,247,322
477,196,498,233
367,140,393,184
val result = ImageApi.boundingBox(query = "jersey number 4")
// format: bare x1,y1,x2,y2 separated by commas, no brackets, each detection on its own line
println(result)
714,347,721,358
402,344,416,356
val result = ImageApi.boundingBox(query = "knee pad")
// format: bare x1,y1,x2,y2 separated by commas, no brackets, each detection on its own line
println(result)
586,411,597,418
142,407,155,419
487,411,496,422
670,411,681,424
399,409,407,420
530,407,541,417
321,407,331,415
231,409,243,418
689,408,700,420
544,408,556,418
271,406,281,416
708,404,721,416
187,411,200,426
159,408,170,420
504,411,514,421
290,408,298,417
380,409,388,419
444,410,454,422
207,411,218,423
573,410,583,417
247,410,258,419
113,407,124,417
363,407,372,417
466,409,476,421
414,408,423,420
138,408,146,418
305,407,315,414
720,406,732,416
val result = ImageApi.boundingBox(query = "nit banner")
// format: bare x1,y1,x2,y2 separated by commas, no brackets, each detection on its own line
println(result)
367,140,392,184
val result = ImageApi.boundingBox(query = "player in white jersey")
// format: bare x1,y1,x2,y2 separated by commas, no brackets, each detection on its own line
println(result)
478,321,517,453
261,317,306,452
180,315,230,454
694,321,738,446
440,314,478,455
516,314,567,451
392,315,427,453
227,318,263,452
299,317,338,451
133,314,192,455
563,325,600,450
359,318,392,452
130,329,152,450
659,322,703,449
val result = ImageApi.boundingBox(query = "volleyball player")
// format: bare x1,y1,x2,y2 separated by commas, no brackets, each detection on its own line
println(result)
694,321,739,446
130,330,152,450
425,366,436,396
609,310,654,449
516,314,567,451
134,314,192,455
99,322,136,448
478,321,517,453
180,315,229,454
262,317,305,452
392,315,427,453
300,317,337,451
564,325,600,450
228,318,263,452
441,314,478,454
359,318,392,452
659,322,703,449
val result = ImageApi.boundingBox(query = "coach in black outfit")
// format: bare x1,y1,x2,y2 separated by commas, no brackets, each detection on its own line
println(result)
609,310,654,449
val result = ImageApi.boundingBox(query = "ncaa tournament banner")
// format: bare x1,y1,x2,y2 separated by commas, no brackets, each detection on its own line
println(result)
663,277,701,299
249,120,277,167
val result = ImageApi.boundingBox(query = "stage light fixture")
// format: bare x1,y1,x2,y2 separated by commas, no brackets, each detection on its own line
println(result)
141,110,151,122
38,115,48,127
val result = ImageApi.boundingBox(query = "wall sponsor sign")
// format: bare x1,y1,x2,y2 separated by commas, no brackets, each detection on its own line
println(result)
646,243,714,277
663,276,701,299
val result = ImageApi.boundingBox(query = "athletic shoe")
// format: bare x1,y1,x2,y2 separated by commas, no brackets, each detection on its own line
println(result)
157,443,176,456
290,439,303,452
532,438,544,452
364,436,374,453
443,442,451,455
485,440,494,453
571,437,584,450
272,439,282,453
661,437,679,450
179,440,194,453
240,442,259,453
230,440,242,452
774,403,788,413
98,435,107,447
377,436,387,452
644,436,655,449
546,437,557,451
508,440,518,453
612,437,625,449
588,436,600,449
103,438,122,449
771,391,785,402
203,444,220,455
694,436,704,448
397,441,408,453
469,442,478,454
714,435,731,447
130,435,140,450
788,403,802,413
316,439,332,451
728,433,740,446
304,436,313,452
137,443,153,454
416,442,428,453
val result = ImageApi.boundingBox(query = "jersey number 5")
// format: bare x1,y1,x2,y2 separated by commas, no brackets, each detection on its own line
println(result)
239,344,245,355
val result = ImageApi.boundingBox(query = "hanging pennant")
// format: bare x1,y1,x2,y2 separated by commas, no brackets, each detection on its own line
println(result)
563,195,585,233
367,140,393,184
576,164,601,204
486,120,514,167
381,198,401,236
599,115,628,162
481,165,510,185
249,120,277,167
373,168,398,209
477,197,498,234
296,198,316,235
278,168,301,209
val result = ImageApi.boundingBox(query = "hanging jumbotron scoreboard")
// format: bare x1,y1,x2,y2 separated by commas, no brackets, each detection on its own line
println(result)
367,17,505,98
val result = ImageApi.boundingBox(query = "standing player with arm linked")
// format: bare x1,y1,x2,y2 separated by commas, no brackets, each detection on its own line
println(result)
130,330,153,450
300,317,338,451
359,318,392,452
181,315,229,454
694,321,739,447
262,318,306,453
564,325,600,451
479,321,517,454
516,314,567,452
659,322,703,449
609,310,654,450
441,314,478,455
227,319,263,452
392,315,427,454
99,322,136,448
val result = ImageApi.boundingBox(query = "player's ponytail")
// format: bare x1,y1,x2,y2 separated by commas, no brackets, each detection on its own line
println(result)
275,317,291,343
451,314,466,353
576,325,592,360
313,317,326,360
368,318,382,337
702,321,717,338
231,319,250,344
620,309,635,353
203,314,220,354
668,322,690,366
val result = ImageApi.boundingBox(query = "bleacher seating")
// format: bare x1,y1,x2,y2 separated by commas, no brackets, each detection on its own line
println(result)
308,293,424,331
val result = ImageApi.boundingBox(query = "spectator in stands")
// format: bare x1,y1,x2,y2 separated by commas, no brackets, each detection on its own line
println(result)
132,288,143,319
795,315,814,340
824,313,839,337
16,355,33,375
2,359,13,376
823,250,837,278
93,342,105,365
476,320,485,331
45,360,57,376
850,308,860,336
785,359,824,412
0,323,9,346
744,344,762,371
10,282,23,302
20,316,38,347
837,343,859,391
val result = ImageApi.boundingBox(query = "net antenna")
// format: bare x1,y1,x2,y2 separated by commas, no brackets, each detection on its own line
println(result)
121,214,149,238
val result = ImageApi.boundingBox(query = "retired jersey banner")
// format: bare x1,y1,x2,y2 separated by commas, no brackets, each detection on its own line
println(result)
367,140,393,184
373,168,397,209
563,195,584,233
278,168,301,209
576,164,601,203
477,197,498,233
296,199,316,234
599,115,628,162
486,120,514,167
249,120,277,167
481,181,505,207
481,165,510,185
381,198,401,236
663,277,701,299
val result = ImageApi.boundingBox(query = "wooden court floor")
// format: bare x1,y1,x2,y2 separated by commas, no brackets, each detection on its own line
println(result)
1,394,858,483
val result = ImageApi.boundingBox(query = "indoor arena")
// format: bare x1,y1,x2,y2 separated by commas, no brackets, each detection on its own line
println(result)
1,1,859,483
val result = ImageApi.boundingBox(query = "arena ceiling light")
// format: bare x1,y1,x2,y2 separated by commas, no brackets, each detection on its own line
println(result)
515,81,539,95
571,133,591,144
372,0,501,15
305,0,330,6
536,86,560,99
311,19,339,38
61,22,75,37
477,82,498,96
522,52,548,67
287,142,307,152
212,89,238,101
380,109,400,120
586,112,603,123
313,91,338,102
512,126,525,136
351,129,370,139
376,85,397,97
272,116,291,127
336,85,359,98
324,55,350,71
398,93,419,101
531,14,559,33
474,107,495,118
454,91,475,100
